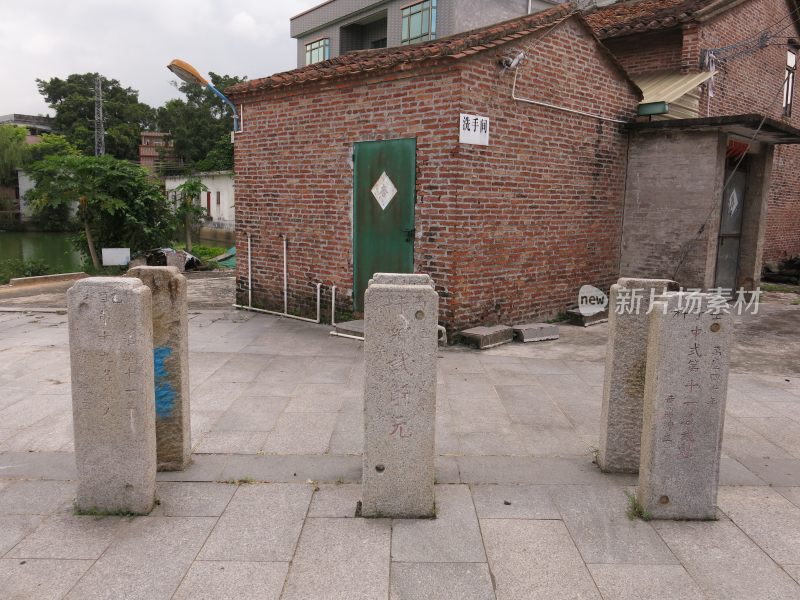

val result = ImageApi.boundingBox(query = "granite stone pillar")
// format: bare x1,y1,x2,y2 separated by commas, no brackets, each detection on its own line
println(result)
362,273,438,518
638,292,732,520
128,266,191,471
68,277,156,515
598,277,678,473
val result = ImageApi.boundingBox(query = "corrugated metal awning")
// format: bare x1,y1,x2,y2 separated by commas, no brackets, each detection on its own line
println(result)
635,71,716,104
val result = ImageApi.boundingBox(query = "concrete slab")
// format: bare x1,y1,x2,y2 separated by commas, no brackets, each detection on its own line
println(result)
308,484,361,518
0,514,42,555
717,486,800,565
198,483,312,562
391,485,486,563
6,513,126,560
172,561,288,600
0,558,94,600
459,325,514,350
0,480,75,515
512,323,559,343
152,482,236,517
549,485,677,565
653,518,800,599
588,564,705,600
390,562,494,600
470,484,560,520
65,516,216,600
281,518,391,600
482,519,601,599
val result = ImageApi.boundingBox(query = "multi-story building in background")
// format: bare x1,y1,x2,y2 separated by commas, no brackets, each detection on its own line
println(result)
290,0,567,66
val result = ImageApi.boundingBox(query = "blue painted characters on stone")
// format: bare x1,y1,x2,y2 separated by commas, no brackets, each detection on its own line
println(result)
153,346,176,418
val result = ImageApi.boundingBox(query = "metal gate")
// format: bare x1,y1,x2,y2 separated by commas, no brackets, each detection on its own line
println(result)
352,138,416,312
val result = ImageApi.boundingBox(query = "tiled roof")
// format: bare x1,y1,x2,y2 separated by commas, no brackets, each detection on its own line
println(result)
584,0,722,39
227,3,578,97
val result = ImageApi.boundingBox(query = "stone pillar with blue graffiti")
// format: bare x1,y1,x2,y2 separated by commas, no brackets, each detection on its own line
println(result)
128,266,191,471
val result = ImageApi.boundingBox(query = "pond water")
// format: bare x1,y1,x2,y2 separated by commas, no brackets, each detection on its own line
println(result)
0,232,84,273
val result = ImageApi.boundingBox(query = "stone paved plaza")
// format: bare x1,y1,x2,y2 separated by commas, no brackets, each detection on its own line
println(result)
1,306,800,599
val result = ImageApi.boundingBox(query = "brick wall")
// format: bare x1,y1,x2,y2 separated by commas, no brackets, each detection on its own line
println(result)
599,0,800,263
697,0,800,262
232,17,640,331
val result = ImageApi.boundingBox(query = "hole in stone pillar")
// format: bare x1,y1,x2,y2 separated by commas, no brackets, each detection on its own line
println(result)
659,495,670,504
710,323,722,333
415,310,425,320
375,464,385,473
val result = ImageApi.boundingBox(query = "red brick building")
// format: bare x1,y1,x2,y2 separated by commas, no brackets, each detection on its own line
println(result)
228,5,642,331
228,0,800,331
586,0,800,264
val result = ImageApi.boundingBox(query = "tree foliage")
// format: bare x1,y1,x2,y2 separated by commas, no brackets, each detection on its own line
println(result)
26,155,175,265
157,72,243,171
36,73,155,161
26,133,81,163
25,134,82,231
0,125,28,186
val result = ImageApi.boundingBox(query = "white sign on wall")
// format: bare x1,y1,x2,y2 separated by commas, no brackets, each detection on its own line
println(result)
459,113,490,146
102,248,131,266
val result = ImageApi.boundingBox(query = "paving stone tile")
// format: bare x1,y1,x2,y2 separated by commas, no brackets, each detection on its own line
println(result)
194,430,269,454
740,417,800,457
718,457,766,485
495,385,573,425
470,484,560,519
0,452,77,480
653,518,800,600
256,356,354,385
6,513,126,559
0,558,93,600
213,353,270,383
435,456,460,484
484,361,542,385
453,411,514,435
156,454,229,482
776,486,800,508
785,565,800,585
152,482,236,517
65,516,216,600
308,484,361,518
0,514,42,555
511,423,591,457
221,454,361,483
0,480,75,515
456,456,635,486
587,564,705,600
190,381,249,412
0,412,73,452
390,562,494,600
328,428,363,455
519,358,575,375
282,518,391,600
549,485,677,565
261,412,337,455
284,383,354,413
442,373,498,399
482,519,601,599
212,396,288,431
392,485,486,563
172,561,288,600
198,483,312,561
737,456,800,486
458,432,529,456
717,486,800,565
722,417,793,460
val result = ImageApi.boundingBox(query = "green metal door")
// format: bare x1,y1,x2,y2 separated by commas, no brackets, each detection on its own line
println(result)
353,138,416,311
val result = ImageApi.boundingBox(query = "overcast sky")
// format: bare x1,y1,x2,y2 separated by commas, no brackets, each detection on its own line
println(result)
0,0,320,116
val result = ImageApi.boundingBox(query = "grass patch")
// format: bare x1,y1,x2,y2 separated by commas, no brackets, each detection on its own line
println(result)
221,476,256,485
0,258,52,285
174,243,226,262
792,299,800,306
625,491,652,521
761,282,799,293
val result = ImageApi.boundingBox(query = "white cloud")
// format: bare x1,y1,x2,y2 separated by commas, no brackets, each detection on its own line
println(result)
0,0,320,116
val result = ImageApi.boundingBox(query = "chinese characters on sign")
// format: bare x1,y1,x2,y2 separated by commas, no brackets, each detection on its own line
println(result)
459,113,490,146
612,287,762,316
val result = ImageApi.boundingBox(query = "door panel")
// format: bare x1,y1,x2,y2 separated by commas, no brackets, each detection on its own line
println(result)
353,139,416,312
715,165,746,290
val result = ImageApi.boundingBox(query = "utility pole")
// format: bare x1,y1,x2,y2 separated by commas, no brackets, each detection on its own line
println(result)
94,74,105,156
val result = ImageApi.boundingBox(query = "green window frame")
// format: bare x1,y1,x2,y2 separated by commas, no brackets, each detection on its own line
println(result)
305,38,330,65
401,0,437,45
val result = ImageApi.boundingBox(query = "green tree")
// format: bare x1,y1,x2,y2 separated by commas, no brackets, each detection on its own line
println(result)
24,134,82,231
157,73,244,171
193,133,233,172
36,73,155,161
172,177,208,253
26,155,175,268
0,124,28,186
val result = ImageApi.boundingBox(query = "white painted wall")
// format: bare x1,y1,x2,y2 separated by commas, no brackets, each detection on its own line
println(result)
164,171,235,229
